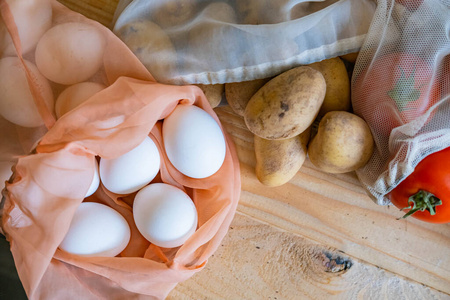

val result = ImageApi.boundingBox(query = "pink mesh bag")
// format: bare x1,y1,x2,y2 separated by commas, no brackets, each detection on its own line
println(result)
0,0,241,299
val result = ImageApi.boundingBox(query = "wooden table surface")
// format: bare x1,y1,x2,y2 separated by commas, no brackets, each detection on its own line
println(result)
58,1,450,299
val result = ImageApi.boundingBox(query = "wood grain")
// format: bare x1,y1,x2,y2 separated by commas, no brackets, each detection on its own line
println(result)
168,213,449,300
57,0,118,27
215,106,450,295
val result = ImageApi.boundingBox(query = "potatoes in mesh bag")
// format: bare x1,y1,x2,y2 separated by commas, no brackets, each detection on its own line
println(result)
236,0,295,24
186,2,241,72
150,0,197,28
115,20,177,81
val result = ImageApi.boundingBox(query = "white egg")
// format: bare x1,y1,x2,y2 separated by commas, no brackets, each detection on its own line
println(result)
55,82,106,118
35,22,106,85
99,136,160,195
85,159,100,197
59,202,131,257
133,183,198,248
0,57,54,127
162,104,226,178
1,0,52,56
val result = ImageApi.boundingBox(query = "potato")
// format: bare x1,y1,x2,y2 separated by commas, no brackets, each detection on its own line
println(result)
236,0,262,24
194,84,224,108
340,52,359,64
186,3,240,71
255,128,311,187
225,78,269,116
202,2,237,23
308,111,374,174
151,0,197,28
244,66,326,140
115,20,176,82
236,0,290,24
308,57,351,118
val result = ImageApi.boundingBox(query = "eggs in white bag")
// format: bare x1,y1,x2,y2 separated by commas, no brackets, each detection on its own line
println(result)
35,22,106,85
59,202,131,257
99,136,160,194
133,183,198,248
0,57,54,127
55,82,106,118
163,104,226,178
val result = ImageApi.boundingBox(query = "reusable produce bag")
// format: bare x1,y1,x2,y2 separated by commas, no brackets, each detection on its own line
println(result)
112,0,377,85
351,0,450,205
0,0,241,299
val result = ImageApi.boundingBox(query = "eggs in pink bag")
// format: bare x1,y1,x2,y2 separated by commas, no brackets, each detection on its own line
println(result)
0,57,54,127
35,22,106,85
163,104,226,178
0,0,52,56
133,183,198,248
85,158,100,197
99,136,161,195
55,82,106,118
59,202,131,257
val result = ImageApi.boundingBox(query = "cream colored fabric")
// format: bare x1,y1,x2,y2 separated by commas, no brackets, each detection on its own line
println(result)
112,0,377,84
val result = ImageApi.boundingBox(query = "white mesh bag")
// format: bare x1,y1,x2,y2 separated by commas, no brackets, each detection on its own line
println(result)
351,0,450,205
112,0,376,84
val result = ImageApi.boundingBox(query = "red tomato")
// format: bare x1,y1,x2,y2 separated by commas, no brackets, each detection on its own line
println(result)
352,53,440,137
388,147,450,223
396,0,424,11
441,55,450,97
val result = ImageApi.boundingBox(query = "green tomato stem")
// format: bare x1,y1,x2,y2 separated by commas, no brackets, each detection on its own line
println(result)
387,65,421,112
398,190,442,219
